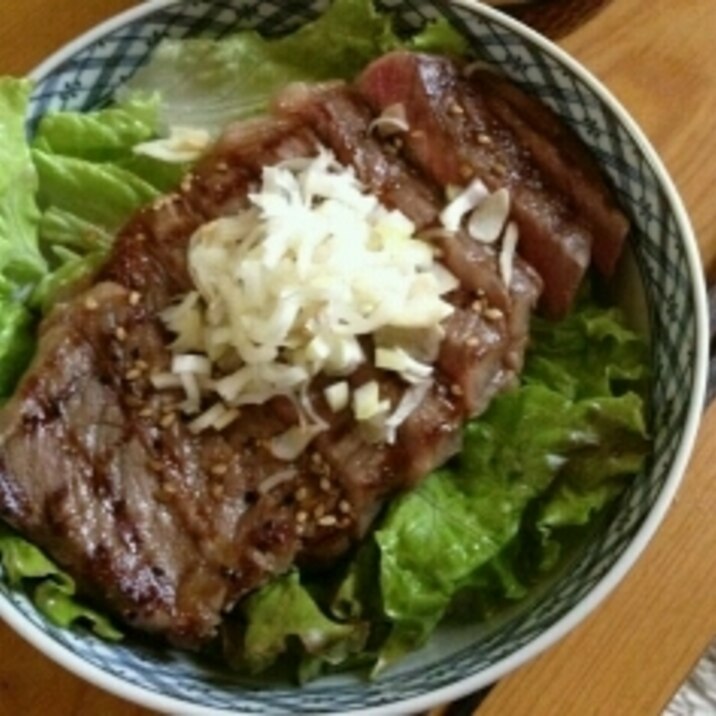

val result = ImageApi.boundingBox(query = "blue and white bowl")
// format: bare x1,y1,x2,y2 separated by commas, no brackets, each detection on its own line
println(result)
1,1,708,714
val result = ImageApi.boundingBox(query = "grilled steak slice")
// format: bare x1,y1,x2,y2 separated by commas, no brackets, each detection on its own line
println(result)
0,92,541,645
101,117,319,309
275,82,443,229
470,69,628,276
358,51,599,318
274,81,541,402
0,283,309,645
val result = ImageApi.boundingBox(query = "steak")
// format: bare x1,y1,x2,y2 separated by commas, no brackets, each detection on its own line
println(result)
470,69,628,276
0,52,626,647
357,51,627,317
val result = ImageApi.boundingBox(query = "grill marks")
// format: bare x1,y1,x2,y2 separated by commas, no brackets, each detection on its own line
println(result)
357,51,625,317
0,52,627,646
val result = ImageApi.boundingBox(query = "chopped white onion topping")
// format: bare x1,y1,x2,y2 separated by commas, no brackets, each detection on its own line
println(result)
299,386,328,431
179,372,201,413
134,126,211,163
353,381,390,422
440,178,489,231
437,177,519,291
171,354,212,375
324,382,349,413
467,188,510,243
269,426,323,461
384,380,432,444
375,347,433,384
158,146,455,442
188,402,233,434
150,372,183,390
368,103,409,137
258,468,297,494
499,221,520,288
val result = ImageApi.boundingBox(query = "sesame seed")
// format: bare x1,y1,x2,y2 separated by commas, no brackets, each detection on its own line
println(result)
314,504,326,519
134,359,149,371
216,161,229,172
296,510,308,524
115,326,128,342
393,137,403,149
160,412,177,428
318,515,337,527
477,133,492,145
433,248,444,259
296,523,305,535
319,477,331,492
129,291,141,306
211,484,224,499
466,336,480,348
296,487,308,501
139,407,153,418
471,300,484,314
163,482,177,495
338,499,351,514
484,307,504,321
449,102,465,115
84,297,99,311
149,459,163,472
410,129,426,139
125,368,141,381
460,163,473,179
451,383,464,397
211,464,228,477
135,232,147,242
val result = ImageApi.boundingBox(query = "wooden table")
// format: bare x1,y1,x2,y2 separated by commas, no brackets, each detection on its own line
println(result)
0,1,715,714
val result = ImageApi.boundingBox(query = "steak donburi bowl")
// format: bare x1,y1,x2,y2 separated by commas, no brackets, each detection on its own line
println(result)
0,1,708,714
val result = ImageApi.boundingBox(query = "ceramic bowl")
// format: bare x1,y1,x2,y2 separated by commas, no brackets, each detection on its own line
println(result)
1,1,708,714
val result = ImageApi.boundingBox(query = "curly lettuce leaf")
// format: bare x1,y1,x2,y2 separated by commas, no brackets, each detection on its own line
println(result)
32,96,159,161
122,0,470,132
408,16,469,55
0,78,46,288
38,206,113,255
0,527,121,640
28,95,181,308
31,250,106,313
224,571,367,678
33,149,159,234
0,291,35,400
374,301,649,669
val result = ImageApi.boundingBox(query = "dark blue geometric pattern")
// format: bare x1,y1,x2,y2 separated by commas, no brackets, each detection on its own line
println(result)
1,0,700,713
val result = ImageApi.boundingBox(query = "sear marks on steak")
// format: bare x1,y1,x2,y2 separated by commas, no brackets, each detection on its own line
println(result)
470,69,629,276
357,51,626,318
274,82,443,230
101,117,320,311
274,80,541,404
0,53,627,647
0,281,310,644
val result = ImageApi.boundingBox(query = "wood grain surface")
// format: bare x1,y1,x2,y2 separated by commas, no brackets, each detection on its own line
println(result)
0,1,714,715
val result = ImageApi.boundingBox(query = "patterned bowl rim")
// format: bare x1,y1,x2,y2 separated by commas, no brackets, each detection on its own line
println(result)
0,1,708,714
